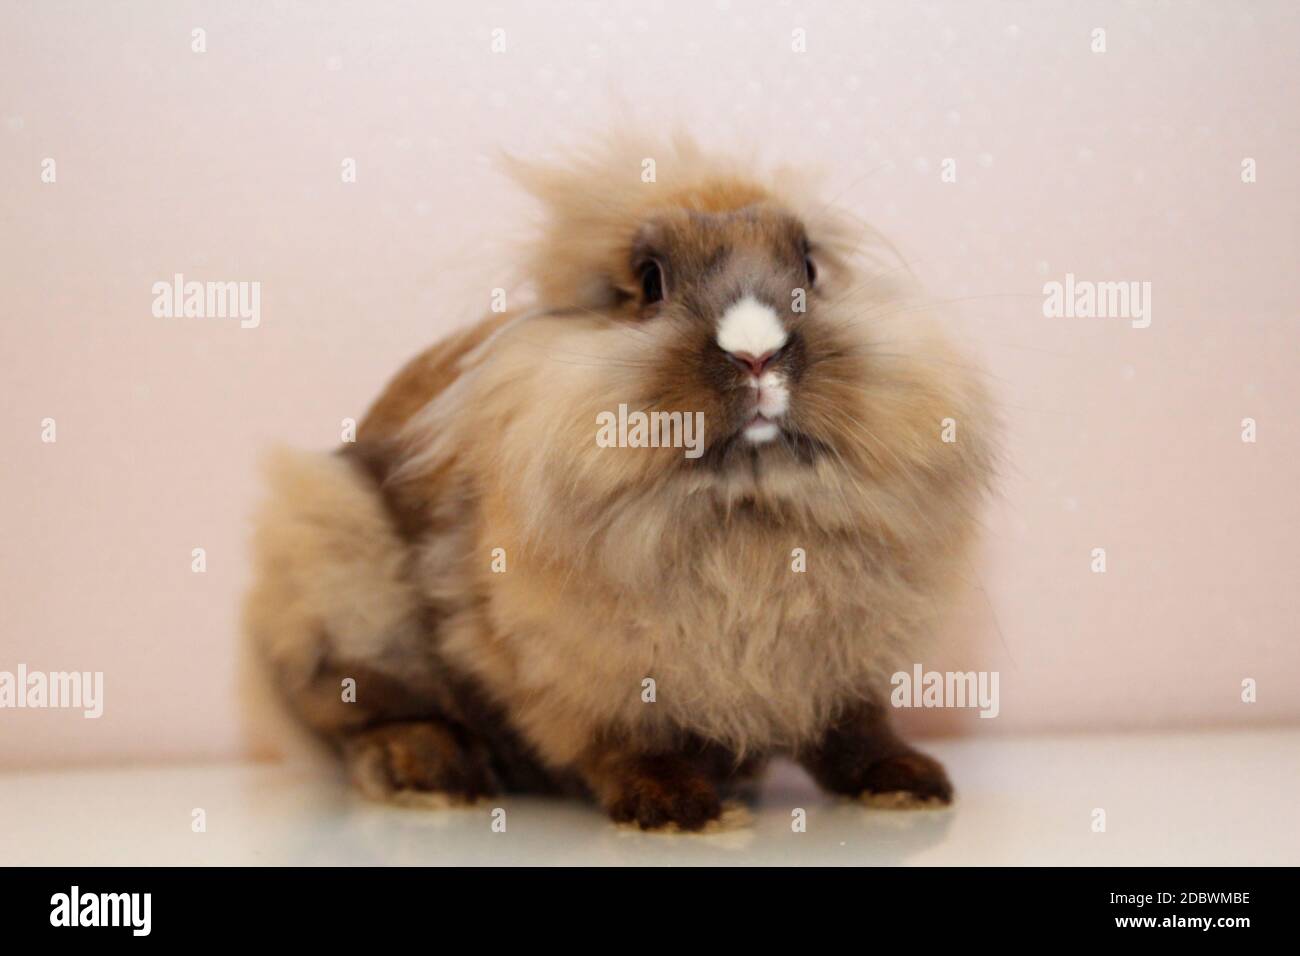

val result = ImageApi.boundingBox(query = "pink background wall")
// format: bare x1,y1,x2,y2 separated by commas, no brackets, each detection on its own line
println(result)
2,0,1297,768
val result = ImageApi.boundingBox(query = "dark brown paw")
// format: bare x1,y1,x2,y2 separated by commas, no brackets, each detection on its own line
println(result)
604,757,724,831
343,721,500,805
856,752,953,808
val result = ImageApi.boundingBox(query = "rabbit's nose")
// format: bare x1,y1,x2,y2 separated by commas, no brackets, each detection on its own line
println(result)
715,294,788,369
723,348,782,376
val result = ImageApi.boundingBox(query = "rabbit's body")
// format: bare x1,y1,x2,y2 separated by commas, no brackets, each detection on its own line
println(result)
244,139,995,828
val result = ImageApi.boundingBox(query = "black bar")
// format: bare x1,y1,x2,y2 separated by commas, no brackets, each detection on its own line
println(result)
0,866,1279,941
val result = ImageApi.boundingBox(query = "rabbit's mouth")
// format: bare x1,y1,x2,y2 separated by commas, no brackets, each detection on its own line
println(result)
694,416,827,473
742,413,781,445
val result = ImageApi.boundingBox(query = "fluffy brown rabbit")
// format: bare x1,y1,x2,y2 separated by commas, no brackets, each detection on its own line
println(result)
243,136,997,830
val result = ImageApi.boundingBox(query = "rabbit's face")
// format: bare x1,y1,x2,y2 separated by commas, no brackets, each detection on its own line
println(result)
597,202,877,481
400,146,991,552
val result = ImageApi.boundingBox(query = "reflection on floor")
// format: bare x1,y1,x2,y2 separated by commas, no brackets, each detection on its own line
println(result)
3,728,1296,865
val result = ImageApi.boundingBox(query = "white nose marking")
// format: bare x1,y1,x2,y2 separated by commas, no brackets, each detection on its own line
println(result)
716,295,787,359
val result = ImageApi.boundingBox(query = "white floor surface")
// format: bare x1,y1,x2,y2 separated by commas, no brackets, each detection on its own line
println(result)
3,728,1296,866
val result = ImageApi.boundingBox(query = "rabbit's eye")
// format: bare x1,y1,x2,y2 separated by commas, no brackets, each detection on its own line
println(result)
804,255,817,287
639,259,665,305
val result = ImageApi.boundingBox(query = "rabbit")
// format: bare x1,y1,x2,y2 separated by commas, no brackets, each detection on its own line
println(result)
242,135,997,830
